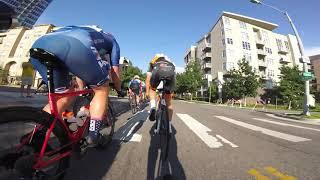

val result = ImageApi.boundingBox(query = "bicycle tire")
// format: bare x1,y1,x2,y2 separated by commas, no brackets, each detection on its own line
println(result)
130,94,137,114
0,106,70,180
159,104,170,160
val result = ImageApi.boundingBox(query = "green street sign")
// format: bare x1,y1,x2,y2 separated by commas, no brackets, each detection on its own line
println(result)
303,72,313,77
302,75,314,81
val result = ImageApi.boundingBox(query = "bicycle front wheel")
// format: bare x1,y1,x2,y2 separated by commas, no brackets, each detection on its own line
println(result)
0,106,70,180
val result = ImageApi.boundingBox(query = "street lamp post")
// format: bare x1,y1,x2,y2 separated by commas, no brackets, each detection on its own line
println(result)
250,0,311,116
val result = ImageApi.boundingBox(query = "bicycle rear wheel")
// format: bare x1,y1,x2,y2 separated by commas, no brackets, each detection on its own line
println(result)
158,105,171,161
0,106,70,180
129,94,137,114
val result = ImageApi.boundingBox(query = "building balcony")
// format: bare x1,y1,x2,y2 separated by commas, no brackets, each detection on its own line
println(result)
258,60,267,68
201,52,212,60
202,63,212,70
257,49,266,57
278,48,288,54
255,39,265,47
280,57,291,64
202,42,211,52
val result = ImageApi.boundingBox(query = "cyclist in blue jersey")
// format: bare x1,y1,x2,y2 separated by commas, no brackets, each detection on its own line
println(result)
30,25,125,147
128,75,142,107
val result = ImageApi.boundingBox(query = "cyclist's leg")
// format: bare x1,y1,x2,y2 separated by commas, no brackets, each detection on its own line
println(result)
30,52,74,119
164,93,174,121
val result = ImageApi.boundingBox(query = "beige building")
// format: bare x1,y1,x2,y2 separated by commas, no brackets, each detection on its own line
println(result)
185,11,303,91
310,54,320,91
0,24,55,86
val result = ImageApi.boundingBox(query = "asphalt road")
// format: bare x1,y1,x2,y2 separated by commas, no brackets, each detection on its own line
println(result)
61,100,320,180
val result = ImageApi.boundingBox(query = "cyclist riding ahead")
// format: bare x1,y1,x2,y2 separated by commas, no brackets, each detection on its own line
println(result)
30,25,125,147
146,54,176,123
128,75,142,107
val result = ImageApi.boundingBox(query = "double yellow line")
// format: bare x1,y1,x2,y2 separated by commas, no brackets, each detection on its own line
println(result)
248,166,296,180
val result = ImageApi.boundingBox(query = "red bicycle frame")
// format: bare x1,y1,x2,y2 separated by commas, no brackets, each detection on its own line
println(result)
32,88,94,169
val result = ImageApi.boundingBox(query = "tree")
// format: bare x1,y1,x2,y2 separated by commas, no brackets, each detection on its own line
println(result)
223,59,261,104
277,65,304,109
175,61,203,98
208,82,218,102
120,65,144,90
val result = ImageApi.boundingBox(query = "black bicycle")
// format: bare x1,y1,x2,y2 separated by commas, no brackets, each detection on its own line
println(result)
129,91,138,114
154,80,172,161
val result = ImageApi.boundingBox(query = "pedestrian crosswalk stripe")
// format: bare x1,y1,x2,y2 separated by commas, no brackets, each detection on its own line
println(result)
176,113,238,148
252,118,320,132
215,116,311,142
216,135,238,148
266,114,320,126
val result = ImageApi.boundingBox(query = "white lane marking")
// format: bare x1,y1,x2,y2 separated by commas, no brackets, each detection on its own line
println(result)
253,118,320,132
266,114,320,126
129,134,142,142
177,113,237,148
216,135,239,148
215,116,311,142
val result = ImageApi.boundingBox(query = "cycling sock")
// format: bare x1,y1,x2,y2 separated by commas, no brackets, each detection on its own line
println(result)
89,119,103,140
150,100,156,109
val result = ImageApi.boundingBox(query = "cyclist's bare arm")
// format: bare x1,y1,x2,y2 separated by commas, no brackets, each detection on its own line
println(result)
146,72,152,97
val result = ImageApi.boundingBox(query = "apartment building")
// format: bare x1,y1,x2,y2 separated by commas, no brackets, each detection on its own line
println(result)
310,54,320,91
186,11,303,90
2,0,53,28
0,24,55,86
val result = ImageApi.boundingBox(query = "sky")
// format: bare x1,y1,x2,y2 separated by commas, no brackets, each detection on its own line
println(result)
36,0,320,72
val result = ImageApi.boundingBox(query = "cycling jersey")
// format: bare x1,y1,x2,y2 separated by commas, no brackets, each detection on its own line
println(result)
30,25,120,91
147,57,175,73
129,79,141,95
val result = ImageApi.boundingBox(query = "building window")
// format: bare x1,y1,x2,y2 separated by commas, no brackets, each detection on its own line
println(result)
267,58,274,65
242,41,251,50
222,39,225,46
222,50,226,58
221,29,225,36
223,62,227,70
276,39,283,51
224,17,230,25
239,21,247,29
267,70,275,77
265,47,272,54
241,32,249,41
227,38,233,45
220,19,223,27
284,41,290,50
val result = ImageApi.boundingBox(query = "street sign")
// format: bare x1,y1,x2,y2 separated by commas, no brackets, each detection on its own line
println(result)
302,74,314,81
303,72,312,77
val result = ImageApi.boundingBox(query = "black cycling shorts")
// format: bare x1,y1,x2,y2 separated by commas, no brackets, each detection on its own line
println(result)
150,61,176,93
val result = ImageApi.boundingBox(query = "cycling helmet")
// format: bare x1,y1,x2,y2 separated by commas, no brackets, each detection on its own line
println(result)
134,75,140,79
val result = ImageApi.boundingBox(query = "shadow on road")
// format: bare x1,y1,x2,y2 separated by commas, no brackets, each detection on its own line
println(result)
147,124,186,180
65,109,149,180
